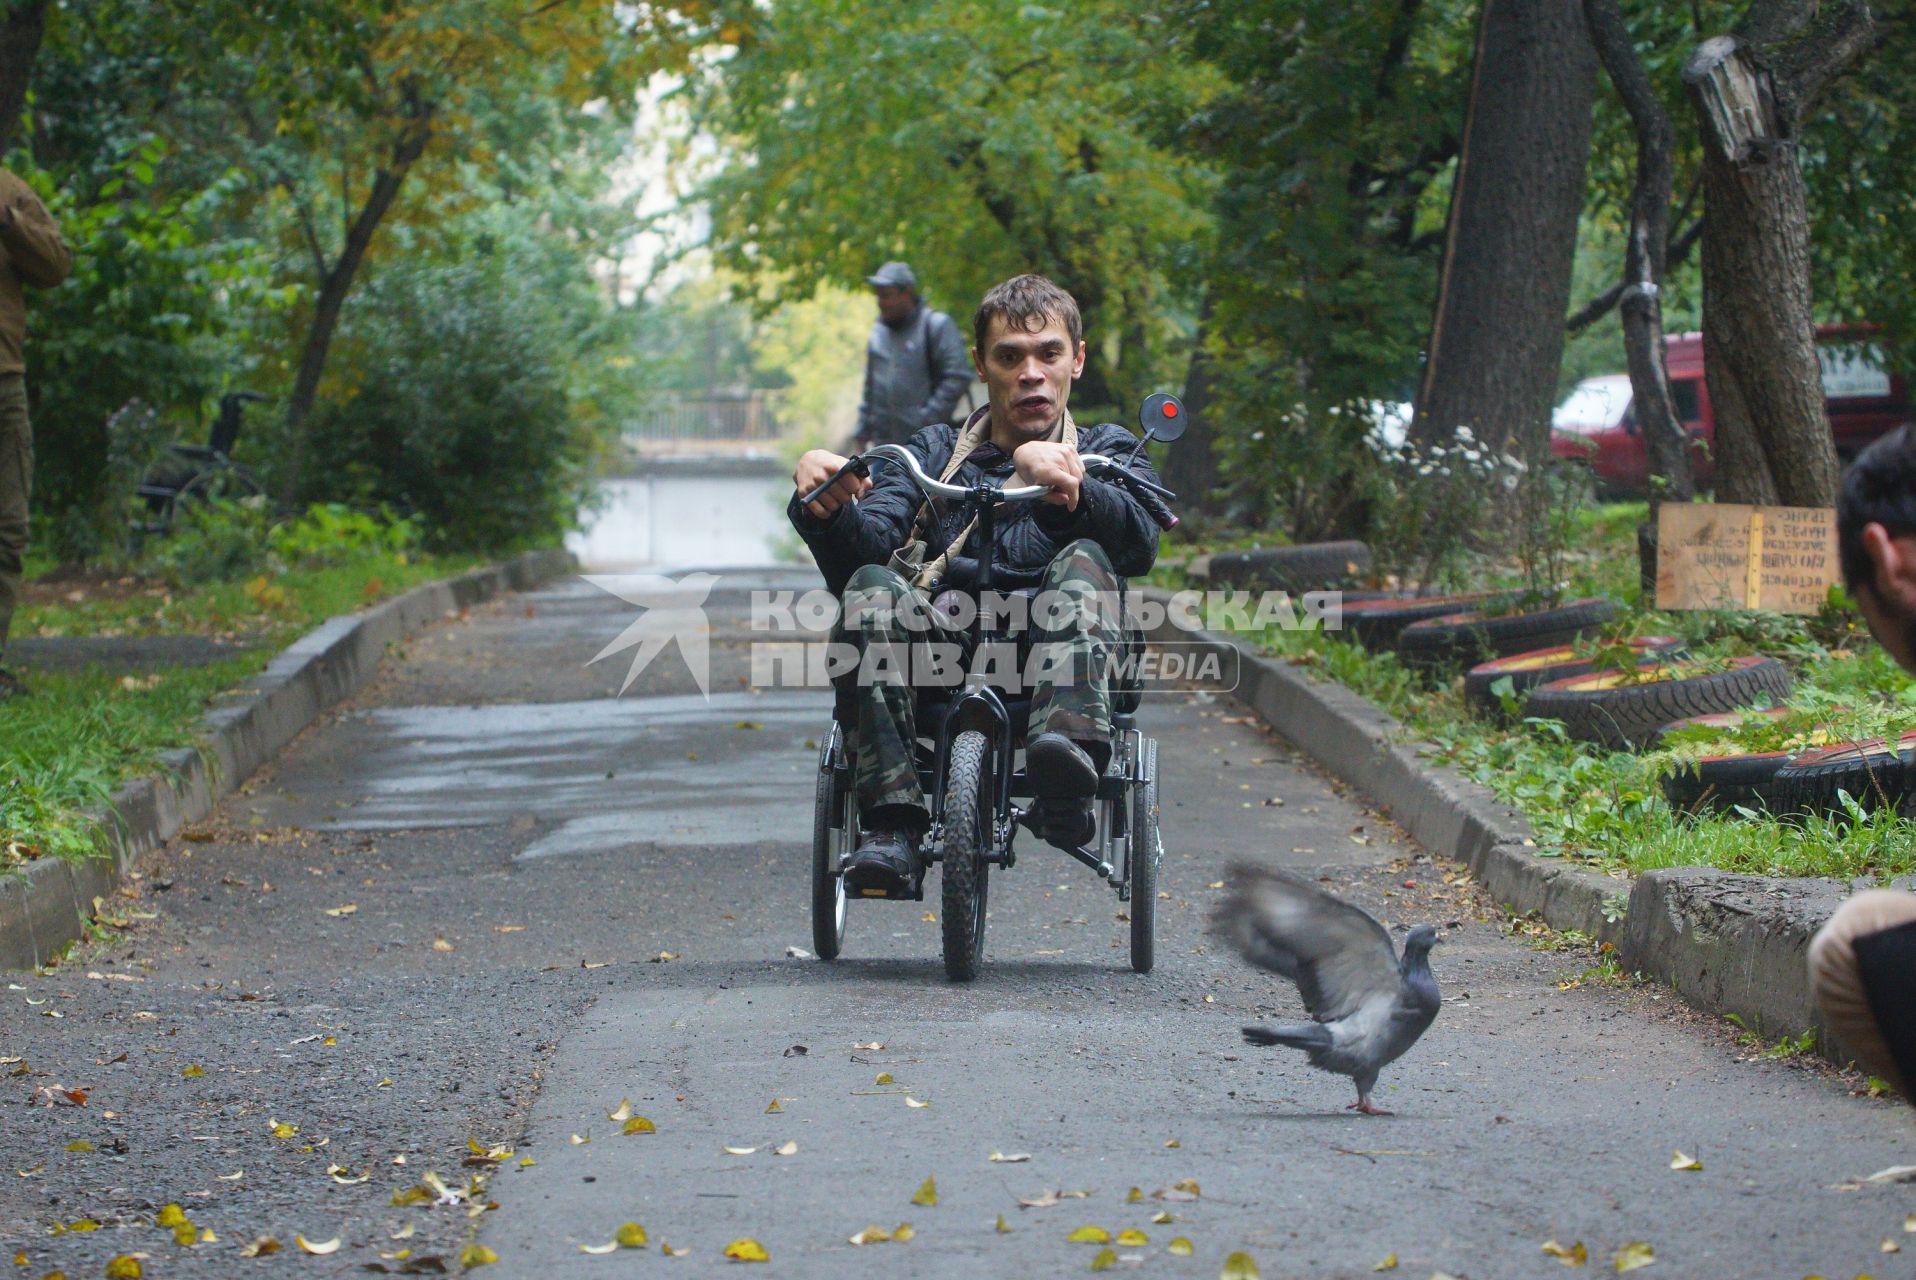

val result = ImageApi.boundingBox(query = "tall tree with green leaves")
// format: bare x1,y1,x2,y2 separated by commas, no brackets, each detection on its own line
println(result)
688,0,1218,416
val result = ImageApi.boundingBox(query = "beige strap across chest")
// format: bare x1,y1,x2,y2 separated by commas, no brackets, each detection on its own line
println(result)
911,407,1079,589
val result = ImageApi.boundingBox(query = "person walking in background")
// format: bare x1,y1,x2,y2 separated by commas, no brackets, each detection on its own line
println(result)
1809,423,1916,1101
853,261,971,449
0,166,70,699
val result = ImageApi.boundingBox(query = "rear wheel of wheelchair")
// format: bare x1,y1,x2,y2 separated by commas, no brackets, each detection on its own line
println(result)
811,729,850,960
1129,739,1160,974
940,730,991,982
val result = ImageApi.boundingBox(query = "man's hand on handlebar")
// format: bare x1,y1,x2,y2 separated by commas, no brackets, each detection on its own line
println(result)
794,449,871,519
1011,441,1085,512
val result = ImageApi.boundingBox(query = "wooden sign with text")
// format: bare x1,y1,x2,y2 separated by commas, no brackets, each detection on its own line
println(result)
1655,503,1838,615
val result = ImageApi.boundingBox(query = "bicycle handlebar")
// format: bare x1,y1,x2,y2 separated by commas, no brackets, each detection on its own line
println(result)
801,443,1176,530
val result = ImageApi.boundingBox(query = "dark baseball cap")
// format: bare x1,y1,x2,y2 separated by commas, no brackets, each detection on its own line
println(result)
865,261,918,291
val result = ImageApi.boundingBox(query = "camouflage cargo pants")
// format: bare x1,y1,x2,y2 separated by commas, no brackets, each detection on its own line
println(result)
0,375,29,663
833,537,1125,821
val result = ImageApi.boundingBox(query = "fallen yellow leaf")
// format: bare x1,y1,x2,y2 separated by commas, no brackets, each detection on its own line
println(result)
1669,1149,1702,1171
269,1120,297,1139
1091,1247,1118,1271
1067,1226,1111,1244
579,1242,618,1255
295,1234,341,1255
997,1214,1012,1234
1152,1212,1175,1225
1884,1237,1903,1254
1613,1241,1654,1272
570,1134,590,1145
1174,1178,1200,1197
322,904,357,917
853,1041,885,1051
876,1072,895,1085
723,1238,769,1262
616,1223,648,1248
173,1222,198,1246
1167,1236,1194,1256
65,1140,93,1152
217,1170,242,1180
1126,1186,1143,1203
922,912,937,922
1117,1229,1148,1247
892,1223,915,1242
905,1096,929,1108
911,1175,938,1207
239,1237,280,1257
1543,1238,1588,1266
104,1257,142,1279
1374,1253,1399,1272
608,1098,633,1122
182,1065,204,1077
432,938,454,953
765,1099,782,1113
722,1145,757,1156
155,1205,187,1228
849,1225,891,1246
990,1151,1031,1164
461,1243,498,1267
1165,1138,1181,1148
1221,1251,1261,1280
661,1242,690,1257
623,1117,656,1135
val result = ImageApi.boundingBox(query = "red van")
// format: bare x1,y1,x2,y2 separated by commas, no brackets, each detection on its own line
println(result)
1550,325,1911,496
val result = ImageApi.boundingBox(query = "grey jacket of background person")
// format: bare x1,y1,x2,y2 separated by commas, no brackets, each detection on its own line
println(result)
856,302,972,444
789,419,1161,597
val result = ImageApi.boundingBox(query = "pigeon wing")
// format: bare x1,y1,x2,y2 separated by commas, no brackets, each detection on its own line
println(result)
1212,863,1401,1022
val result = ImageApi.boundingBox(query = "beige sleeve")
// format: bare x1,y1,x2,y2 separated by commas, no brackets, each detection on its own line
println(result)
0,171,72,289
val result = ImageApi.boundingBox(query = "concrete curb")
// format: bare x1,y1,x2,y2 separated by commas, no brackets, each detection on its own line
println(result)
1144,591,1849,1056
0,548,574,969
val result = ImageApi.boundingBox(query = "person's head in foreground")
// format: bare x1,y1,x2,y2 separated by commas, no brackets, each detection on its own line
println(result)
1838,423,1916,670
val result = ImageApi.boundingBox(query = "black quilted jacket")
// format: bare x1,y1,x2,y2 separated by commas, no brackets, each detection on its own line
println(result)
788,420,1162,596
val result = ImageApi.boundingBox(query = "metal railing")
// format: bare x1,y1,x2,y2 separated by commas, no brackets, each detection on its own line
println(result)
625,392,786,448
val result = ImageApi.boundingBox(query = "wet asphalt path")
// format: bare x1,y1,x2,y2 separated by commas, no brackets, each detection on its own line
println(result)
3,568,1913,1279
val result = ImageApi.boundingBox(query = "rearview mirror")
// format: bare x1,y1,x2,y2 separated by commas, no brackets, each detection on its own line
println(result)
1140,393,1186,443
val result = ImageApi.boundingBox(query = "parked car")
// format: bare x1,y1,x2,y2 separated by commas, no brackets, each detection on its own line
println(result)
1550,325,1911,497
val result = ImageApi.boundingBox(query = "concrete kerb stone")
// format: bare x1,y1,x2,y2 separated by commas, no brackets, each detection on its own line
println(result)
0,547,573,970
1141,587,1857,1062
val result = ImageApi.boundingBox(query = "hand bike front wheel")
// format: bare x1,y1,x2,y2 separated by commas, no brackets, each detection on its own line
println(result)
939,729,992,982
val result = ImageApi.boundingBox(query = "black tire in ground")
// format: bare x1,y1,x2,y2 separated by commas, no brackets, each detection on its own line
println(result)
1129,738,1160,975
939,730,992,982
1343,592,1510,651
1645,706,1793,749
1769,733,1916,819
1396,597,1621,676
810,726,849,961
1521,655,1794,751
1204,541,1373,594
1661,750,1798,815
1463,635,1685,718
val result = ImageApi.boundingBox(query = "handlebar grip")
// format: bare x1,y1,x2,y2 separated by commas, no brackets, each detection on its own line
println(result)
1135,486,1179,531
801,456,869,508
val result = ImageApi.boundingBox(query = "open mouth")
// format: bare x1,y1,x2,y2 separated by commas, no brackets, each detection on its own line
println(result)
1014,395,1050,415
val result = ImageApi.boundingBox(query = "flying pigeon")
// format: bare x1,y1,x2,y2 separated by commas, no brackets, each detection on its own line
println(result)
1212,862,1441,1115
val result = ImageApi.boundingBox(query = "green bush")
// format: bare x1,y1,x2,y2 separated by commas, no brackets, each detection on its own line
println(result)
269,502,418,570
299,254,604,553
146,495,272,584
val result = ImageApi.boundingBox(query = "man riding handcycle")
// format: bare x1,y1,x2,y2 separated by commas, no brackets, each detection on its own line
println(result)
790,274,1181,979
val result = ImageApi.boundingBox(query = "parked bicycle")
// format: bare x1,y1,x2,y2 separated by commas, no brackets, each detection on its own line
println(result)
131,390,268,540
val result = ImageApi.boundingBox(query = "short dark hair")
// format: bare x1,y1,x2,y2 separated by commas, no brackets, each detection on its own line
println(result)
973,274,1082,355
1838,424,1916,593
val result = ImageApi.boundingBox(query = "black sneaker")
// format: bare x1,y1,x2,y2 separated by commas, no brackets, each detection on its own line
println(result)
1025,732,1099,798
843,827,924,899
1027,797,1096,851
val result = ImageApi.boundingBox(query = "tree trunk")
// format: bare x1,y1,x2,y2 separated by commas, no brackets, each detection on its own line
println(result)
1412,0,1599,455
0,1,47,155
278,121,431,504
1160,291,1223,520
1682,9,1876,508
